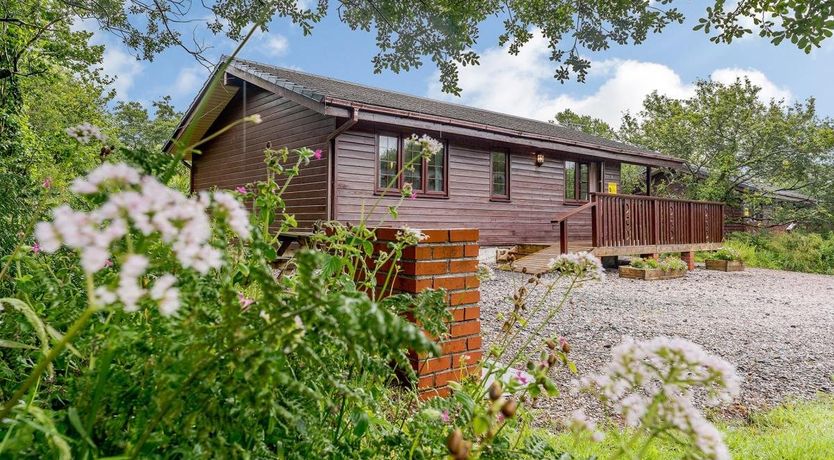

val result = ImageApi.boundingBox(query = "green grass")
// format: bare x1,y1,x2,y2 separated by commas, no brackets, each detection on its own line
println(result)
697,231,834,275
541,397,834,459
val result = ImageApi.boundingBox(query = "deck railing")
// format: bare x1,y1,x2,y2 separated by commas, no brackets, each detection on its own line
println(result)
552,193,725,253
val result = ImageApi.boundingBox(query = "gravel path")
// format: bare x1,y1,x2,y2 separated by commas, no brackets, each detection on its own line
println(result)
479,263,834,426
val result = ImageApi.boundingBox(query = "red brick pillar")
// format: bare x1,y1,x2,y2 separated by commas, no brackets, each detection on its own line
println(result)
373,228,483,399
681,251,696,270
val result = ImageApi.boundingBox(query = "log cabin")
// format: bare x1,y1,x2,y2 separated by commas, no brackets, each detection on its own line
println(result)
166,58,725,271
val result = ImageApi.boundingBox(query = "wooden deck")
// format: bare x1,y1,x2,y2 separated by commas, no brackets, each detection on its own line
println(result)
512,193,726,274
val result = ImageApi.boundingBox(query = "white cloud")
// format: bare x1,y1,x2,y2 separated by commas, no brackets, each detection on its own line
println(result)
71,16,145,101
710,67,792,102
101,47,144,100
172,65,208,95
426,34,694,127
426,32,791,127
263,34,290,57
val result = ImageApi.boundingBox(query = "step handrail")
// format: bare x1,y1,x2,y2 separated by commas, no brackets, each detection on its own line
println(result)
552,200,599,254
551,201,597,223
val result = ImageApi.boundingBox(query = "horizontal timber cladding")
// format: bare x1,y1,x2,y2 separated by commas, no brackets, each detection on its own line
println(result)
192,83,335,230
333,129,621,246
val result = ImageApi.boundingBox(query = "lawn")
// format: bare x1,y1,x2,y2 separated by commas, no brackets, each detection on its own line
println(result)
543,397,834,459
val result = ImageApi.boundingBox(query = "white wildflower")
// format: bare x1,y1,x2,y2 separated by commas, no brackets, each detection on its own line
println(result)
70,162,140,194
406,133,443,160
547,251,605,280
212,191,252,240
580,336,739,460
396,225,429,246
34,222,61,253
34,162,242,317
66,122,105,144
151,274,180,316
95,286,118,305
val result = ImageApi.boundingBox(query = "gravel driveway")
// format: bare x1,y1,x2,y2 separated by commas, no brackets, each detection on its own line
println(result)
480,263,834,425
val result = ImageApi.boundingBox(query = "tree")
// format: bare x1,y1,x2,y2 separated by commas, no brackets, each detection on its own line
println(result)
110,97,183,152
4,1,834,97
620,78,834,226
554,109,617,139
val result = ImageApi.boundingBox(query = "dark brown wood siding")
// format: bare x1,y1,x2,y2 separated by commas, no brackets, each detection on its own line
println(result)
192,83,335,230
333,129,622,246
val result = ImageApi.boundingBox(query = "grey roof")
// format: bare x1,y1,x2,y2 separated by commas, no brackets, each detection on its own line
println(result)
229,58,674,161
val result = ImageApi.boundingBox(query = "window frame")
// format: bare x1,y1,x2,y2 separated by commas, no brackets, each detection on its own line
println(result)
564,159,592,205
489,150,511,202
373,132,449,198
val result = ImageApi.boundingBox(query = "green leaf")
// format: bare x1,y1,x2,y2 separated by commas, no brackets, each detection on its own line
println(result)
352,411,370,438
0,339,36,349
68,407,96,448
472,414,490,436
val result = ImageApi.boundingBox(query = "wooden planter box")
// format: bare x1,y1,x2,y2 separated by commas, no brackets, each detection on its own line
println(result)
618,266,687,280
705,259,745,272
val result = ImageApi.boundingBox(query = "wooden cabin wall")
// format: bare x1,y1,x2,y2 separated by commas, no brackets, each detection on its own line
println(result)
332,128,622,246
191,84,334,230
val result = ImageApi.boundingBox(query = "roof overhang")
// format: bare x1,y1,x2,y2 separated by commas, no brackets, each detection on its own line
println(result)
167,60,685,169
333,102,683,168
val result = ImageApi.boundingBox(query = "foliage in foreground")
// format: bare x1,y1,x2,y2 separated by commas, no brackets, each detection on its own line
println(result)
1,123,743,459
544,396,834,460
717,231,834,275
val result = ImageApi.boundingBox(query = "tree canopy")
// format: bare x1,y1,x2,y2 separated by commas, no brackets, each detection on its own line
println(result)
3,1,834,96
556,79,834,230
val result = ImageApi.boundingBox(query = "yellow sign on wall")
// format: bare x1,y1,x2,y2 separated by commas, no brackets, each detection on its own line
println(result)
607,182,618,194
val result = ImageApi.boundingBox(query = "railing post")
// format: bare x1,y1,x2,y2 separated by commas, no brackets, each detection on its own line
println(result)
651,199,659,245
689,202,695,244
560,220,568,254
591,196,598,247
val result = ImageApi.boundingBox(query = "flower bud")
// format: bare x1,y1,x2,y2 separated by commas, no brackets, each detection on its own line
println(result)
546,339,557,350
489,381,503,401
501,400,518,419
560,337,571,353
454,440,471,460
446,428,463,454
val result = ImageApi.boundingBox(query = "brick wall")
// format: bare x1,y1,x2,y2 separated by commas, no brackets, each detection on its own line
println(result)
373,228,483,399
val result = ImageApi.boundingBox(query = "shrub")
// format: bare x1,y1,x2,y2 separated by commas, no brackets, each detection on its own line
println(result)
724,231,834,274
629,255,686,272
706,246,743,261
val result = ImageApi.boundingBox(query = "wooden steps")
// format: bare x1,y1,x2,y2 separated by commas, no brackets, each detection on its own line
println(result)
510,241,593,274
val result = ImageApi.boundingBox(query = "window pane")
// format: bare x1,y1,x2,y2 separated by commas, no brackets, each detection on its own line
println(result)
403,140,423,190
580,163,589,200
565,161,576,200
491,152,507,197
378,135,398,189
428,145,445,192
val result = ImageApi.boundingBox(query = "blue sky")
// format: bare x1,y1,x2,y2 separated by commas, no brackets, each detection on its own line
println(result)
89,3,834,126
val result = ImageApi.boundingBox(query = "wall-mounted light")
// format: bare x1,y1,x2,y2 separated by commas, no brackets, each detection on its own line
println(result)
534,152,545,167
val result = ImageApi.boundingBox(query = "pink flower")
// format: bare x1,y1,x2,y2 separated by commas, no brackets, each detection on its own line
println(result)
409,191,417,200
42,177,52,189
235,186,247,194
514,369,531,386
31,242,40,254
440,410,450,423
312,149,323,160
238,292,255,311
104,259,114,268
